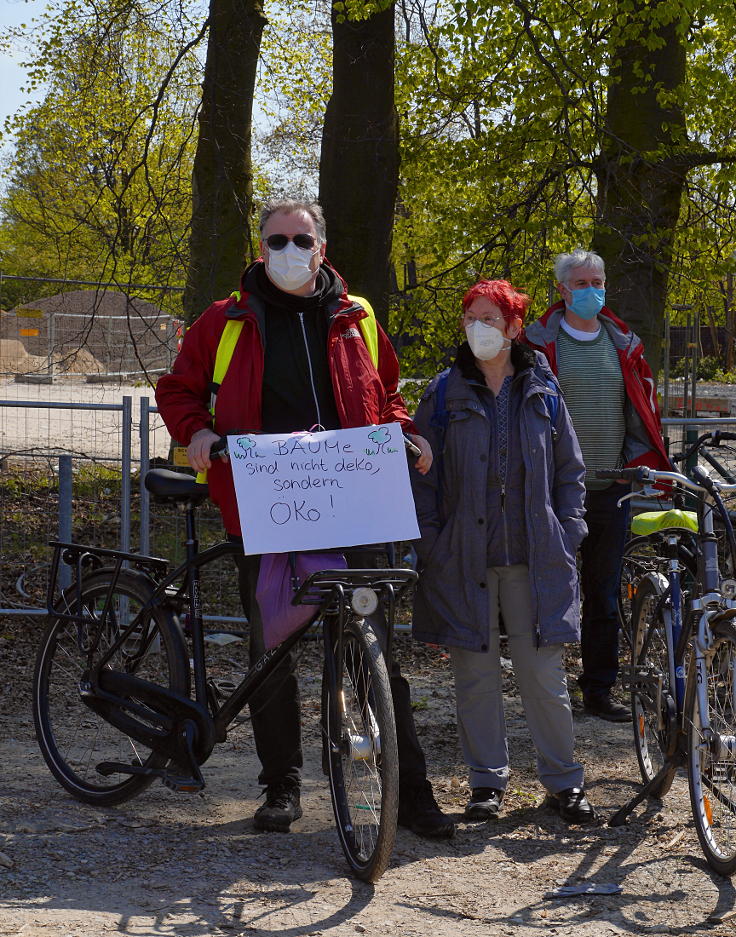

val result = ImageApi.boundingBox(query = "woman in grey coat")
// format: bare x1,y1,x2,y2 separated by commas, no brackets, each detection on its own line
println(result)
411,278,595,824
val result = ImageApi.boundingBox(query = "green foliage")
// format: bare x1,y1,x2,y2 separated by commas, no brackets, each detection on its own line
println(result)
0,0,204,296
390,0,736,376
254,0,332,198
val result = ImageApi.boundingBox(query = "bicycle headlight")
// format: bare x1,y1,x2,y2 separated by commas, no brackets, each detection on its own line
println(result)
351,587,379,616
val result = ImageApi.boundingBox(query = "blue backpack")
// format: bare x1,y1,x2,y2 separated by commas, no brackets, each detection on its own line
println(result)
429,369,560,515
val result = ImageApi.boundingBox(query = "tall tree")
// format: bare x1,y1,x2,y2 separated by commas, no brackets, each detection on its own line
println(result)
592,2,689,376
319,0,398,327
183,0,267,323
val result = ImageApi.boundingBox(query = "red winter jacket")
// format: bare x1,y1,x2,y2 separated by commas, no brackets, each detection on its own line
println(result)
155,261,416,534
523,302,670,473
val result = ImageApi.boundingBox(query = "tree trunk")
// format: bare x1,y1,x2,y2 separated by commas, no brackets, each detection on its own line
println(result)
183,0,267,324
592,2,688,379
726,274,735,372
319,2,398,330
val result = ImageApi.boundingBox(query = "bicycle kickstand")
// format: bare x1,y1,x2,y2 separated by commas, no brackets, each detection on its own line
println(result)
609,755,683,827
162,720,207,793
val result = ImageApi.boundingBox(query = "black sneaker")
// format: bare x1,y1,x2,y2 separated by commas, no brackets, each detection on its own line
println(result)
583,694,631,723
253,780,302,832
543,787,596,824
464,787,504,821
398,779,455,839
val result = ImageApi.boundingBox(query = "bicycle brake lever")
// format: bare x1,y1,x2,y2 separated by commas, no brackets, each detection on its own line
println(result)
615,486,660,508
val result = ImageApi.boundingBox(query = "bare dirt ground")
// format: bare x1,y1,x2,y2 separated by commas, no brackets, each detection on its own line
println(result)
1,622,735,937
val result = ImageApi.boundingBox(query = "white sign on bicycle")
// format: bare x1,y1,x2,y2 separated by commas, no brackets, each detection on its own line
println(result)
228,423,420,555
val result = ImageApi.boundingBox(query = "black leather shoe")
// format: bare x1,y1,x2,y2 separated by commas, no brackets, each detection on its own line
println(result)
464,787,504,821
253,780,302,832
543,787,596,824
398,779,455,838
584,694,631,723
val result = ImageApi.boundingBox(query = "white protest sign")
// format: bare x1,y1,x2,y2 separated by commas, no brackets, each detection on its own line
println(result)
228,423,420,555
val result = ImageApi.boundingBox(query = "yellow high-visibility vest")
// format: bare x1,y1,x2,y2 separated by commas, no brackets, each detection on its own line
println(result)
194,294,379,482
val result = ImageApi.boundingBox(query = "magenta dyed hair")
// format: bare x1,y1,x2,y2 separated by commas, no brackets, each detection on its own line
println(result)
462,279,531,325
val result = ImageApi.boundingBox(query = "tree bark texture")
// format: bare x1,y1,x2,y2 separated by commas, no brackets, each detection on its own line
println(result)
592,2,688,378
183,0,267,324
319,2,398,329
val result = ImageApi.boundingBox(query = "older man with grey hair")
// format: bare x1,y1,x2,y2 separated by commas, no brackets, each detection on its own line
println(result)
524,249,669,721
157,197,453,838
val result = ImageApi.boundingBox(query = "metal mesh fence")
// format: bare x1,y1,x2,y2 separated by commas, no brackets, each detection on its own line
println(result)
1,277,183,384
0,394,243,623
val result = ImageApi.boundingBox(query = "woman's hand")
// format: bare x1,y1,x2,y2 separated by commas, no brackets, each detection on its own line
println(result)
408,433,433,475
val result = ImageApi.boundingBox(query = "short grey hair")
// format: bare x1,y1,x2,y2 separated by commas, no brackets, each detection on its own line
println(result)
554,249,605,284
259,198,326,243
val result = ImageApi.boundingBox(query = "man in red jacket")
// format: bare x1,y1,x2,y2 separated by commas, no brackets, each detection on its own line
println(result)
524,249,669,722
156,198,454,838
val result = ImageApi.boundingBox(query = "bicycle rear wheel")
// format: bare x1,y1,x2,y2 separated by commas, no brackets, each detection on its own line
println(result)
687,620,736,876
33,568,189,806
630,576,677,793
323,615,399,883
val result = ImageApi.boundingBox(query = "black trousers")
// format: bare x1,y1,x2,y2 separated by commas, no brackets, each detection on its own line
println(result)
233,547,428,791
578,484,631,700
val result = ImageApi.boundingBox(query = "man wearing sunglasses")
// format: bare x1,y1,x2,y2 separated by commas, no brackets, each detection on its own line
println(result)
156,198,454,840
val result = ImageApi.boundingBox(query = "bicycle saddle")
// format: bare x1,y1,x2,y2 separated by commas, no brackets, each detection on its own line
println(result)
144,468,209,505
630,509,698,536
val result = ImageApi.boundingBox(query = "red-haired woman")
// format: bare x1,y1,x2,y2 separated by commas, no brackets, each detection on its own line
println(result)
410,279,595,824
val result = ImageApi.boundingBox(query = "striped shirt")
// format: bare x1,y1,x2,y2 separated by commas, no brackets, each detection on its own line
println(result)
556,324,625,490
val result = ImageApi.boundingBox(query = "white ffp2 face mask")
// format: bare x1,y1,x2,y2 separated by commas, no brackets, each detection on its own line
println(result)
266,242,319,291
465,320,509,360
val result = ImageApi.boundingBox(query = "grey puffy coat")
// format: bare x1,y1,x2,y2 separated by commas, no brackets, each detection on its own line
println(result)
411,344,587,651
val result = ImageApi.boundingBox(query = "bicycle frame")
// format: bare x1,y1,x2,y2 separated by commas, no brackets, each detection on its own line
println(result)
46,517,416,784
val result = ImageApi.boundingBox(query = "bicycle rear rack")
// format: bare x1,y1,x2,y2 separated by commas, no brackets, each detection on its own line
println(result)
47,540,169,623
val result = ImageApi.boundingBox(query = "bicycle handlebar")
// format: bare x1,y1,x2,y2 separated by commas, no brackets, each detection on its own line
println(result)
209,436,229,459
597,465,736,497
672,430,736,466
595,468,648,482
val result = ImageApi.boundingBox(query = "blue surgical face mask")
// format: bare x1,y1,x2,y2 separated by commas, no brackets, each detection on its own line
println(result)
567,285,605,320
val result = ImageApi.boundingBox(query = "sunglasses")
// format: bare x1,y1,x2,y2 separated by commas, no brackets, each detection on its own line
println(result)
265,233,317,251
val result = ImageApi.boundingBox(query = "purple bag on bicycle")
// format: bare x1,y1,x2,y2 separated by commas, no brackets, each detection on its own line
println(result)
256,551,347,650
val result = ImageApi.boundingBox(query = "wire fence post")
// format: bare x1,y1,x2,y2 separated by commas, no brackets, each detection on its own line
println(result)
58,454,73,589
121,396,132,554
140,397,150,556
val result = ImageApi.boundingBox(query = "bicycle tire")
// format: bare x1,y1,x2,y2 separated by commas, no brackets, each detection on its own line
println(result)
33,567,189,806
323,615,399,883
686,619,736,876
630,575,677,793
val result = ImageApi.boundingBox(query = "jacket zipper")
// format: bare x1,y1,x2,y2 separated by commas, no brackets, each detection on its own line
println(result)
499,387,510,564
298,311,322,428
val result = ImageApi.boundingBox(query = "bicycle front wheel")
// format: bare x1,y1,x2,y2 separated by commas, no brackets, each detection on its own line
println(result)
33,568,189,806
687,619,736,876
323,615,399,883
630,576,677,792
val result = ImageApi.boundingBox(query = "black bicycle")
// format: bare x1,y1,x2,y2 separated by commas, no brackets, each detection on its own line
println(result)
32,463,416,882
